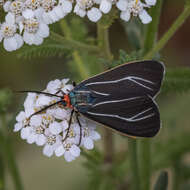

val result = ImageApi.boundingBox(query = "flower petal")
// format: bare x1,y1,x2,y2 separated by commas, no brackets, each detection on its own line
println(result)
120,10,131,22
64,151,75,162
83,137,94,150
21,127,31,139
70,144,80,157
43,145,54,157
100,0,112,14
139,9,152,24
87,8,102,22
49,121,63,135
55,145,65,157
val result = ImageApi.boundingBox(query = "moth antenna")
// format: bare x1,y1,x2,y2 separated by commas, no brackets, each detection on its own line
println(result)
16,90,63,98
28,100,62,119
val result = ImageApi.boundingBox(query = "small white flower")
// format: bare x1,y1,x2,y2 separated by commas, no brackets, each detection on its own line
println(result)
4,0,25,15
118,0,153,24
43,135,62,157
20,12,49,45
0,13,23,51
55,140,80,162
81,126,100,149
24,0,41,11
14,111,30,132
74,0,102,22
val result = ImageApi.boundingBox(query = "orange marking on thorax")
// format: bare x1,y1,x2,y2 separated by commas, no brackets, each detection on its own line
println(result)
63,94,73,108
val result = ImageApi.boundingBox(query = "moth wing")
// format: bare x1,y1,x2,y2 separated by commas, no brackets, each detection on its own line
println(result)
81,95,160,137
77,60,165,98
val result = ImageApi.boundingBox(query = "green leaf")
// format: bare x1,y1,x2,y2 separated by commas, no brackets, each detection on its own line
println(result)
17,43,69,59
154,171,168,190
162,67,190,94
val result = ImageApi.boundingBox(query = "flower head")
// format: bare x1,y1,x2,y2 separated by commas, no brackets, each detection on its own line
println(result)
0,13,23,51
117,0,154,24
14,79,101,162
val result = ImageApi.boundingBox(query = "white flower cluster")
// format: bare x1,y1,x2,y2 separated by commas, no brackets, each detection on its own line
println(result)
0,0,156,51
14,79,101,162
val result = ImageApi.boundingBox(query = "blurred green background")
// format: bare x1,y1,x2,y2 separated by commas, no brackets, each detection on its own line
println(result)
0,0,190,190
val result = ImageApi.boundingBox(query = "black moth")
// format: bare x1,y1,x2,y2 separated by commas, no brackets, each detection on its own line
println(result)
21,60,165,140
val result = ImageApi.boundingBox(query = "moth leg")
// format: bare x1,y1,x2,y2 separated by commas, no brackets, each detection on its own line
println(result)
75,112,82,146
72,81,77,87
63,109,74,142
28,100,62,119
55,89,65,96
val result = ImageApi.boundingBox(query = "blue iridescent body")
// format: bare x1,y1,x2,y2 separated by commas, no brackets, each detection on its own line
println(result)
69,86,96,113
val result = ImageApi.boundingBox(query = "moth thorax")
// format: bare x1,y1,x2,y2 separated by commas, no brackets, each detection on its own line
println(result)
1,23,16,38
24,18,39,33
47,135,56,145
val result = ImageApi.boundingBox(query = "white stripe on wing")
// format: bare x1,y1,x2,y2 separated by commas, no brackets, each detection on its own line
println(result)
92,96,141,108
87,108,155,122
85,76,154,91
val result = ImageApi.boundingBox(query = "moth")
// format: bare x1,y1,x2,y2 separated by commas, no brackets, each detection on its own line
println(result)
20,60,165,143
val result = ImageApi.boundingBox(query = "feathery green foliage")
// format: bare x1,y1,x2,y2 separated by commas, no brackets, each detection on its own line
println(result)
17,43,70,59
162,68,190,94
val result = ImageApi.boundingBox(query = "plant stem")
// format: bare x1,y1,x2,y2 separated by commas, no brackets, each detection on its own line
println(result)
144,4,190,59
59,20,90,79
128,138,140,190
97,22,114,163
50,31,100,55
139,2,163,190
139,139,151,190
143,0,164,54
0,114,23,190
97,22,113,62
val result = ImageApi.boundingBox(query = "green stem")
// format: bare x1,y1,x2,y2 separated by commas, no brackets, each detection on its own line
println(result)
97,22,114,163
0,114,23,190
139,139,151,190
59,20,90,79
143,0,164,54
50,31,100,55
139,2,163,190
144,5,190,59
128,138,140,190
97,22,113,62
